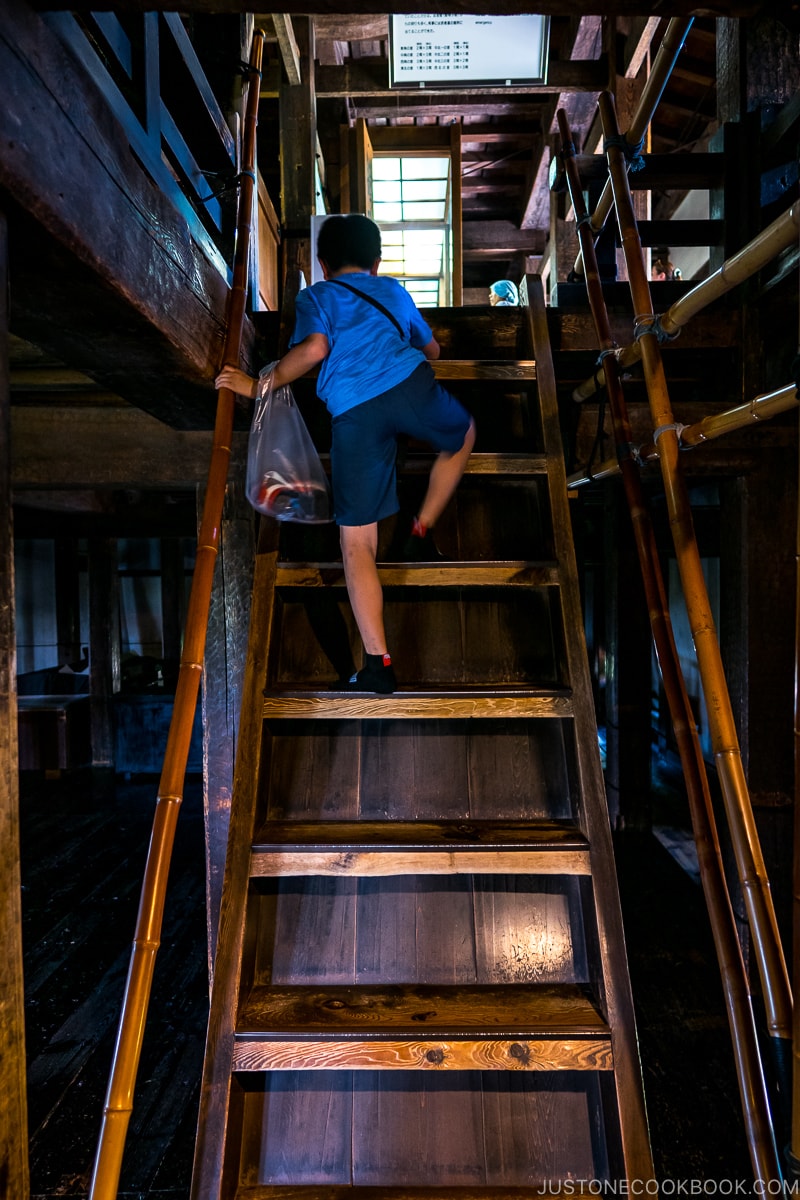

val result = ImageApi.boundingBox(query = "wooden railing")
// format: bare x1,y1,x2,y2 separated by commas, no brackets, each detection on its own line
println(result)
559,103,783,1183
595,89,792,1180
43,10,240,280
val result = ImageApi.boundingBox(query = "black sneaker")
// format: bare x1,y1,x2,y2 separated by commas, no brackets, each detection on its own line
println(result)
339,653,396,694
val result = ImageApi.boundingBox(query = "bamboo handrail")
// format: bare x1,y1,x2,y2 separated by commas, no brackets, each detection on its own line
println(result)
571,17,694,280
793,375,800,1166
568,383,799,489
559,106,781,1181
600,92,793,1135
792,190,800,1172
88,30,265,1200
572,202,800,404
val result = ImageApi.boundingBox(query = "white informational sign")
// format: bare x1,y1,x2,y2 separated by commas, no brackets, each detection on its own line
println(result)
389,14,549,88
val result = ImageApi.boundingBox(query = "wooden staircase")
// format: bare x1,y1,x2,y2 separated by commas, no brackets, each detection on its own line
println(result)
192,278,653,1196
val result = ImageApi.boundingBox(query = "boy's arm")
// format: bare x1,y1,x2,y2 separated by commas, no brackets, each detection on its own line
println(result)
215,333,330,400
273,333,330,387
422,337,440,361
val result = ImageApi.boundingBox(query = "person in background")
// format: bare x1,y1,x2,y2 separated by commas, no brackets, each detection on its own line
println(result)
488,279,519,306
651,246,681,281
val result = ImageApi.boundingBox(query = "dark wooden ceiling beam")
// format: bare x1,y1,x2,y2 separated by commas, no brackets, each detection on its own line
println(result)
316,58,609,98
351,100,544,120
272,14,302,85
462,180,524,195
461,127,538,144
462,228,545,262
34,1,780,18
312,15,388,42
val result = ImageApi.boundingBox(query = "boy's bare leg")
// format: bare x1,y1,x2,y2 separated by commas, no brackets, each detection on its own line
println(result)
339,522,387,655
417,418,476,529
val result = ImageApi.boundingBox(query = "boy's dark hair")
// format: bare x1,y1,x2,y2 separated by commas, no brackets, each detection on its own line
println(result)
317,214,382,272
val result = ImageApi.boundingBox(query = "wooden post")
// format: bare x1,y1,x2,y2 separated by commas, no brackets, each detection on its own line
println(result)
55,534,82,667
0,209,30,1199
160,536,184,666
603,482,653,831
450,122,463,306
721,457,797,878
202,482,255,978
613,71,648,281
88,538,120,770
279,16,316,230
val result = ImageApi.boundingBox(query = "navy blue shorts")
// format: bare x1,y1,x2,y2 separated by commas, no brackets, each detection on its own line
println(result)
331,362,472,526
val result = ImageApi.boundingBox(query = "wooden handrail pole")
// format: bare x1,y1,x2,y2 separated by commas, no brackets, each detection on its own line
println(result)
559,106,781,1181
572,17,693,279
793,420,800,1165
600,89,792,1079
88,30,265,1200
567,383,799,488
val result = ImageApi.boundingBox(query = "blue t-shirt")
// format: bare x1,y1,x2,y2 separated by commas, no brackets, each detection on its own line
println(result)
290,273,434,417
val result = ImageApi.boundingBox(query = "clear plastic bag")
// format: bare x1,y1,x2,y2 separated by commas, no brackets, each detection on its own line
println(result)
245,367,333,523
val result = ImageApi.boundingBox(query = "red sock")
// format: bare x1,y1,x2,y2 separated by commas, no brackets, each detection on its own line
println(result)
411,516,428,538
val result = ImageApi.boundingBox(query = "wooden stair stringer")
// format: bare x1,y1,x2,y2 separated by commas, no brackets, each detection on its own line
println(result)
525,274,654,1182
191,519,281,1200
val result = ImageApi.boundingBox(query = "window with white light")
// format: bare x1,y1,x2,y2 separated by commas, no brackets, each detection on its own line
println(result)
371,156,452,306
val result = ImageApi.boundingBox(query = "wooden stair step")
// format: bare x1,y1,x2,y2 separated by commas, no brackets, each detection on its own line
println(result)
250,819,590,877
431,359,535,381
276,562,560,588
262,686,573,720
464,452,548,475
233,983,612,1073
318,452,549,475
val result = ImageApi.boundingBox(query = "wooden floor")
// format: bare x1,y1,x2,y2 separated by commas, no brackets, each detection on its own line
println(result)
22,769,752,1197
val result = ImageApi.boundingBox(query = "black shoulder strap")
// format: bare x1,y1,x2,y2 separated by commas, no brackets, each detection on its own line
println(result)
327,277,406,339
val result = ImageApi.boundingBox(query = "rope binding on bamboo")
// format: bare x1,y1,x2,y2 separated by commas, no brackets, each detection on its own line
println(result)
602,131,646,172
633,313,681,344
652,421,686,444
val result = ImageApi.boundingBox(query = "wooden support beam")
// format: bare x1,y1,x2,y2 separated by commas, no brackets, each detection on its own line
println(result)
272,13,301,85
463,220,544,258
451,122,463,306
316,57,608,99
623,16,661,80
352,100,544,121
636,218,725,246
0,208,30,1200
279,17,316,227
550,152,724,192
11,407,249,489
461,126,538,144
367,125,452,151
